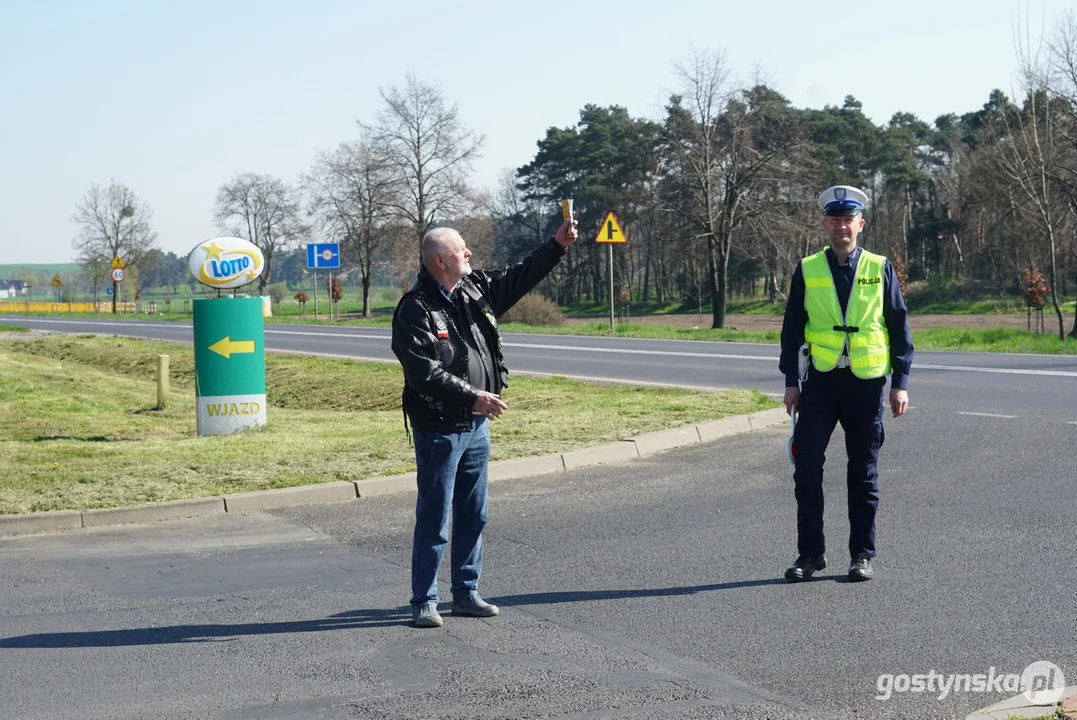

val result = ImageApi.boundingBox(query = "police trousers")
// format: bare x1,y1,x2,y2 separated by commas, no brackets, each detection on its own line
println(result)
793,367,885,560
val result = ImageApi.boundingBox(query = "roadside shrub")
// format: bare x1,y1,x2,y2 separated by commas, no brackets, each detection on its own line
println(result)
502,293,565,326
267,282,288,305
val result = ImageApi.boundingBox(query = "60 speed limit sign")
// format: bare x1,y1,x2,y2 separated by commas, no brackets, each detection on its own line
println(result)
111,268,126,282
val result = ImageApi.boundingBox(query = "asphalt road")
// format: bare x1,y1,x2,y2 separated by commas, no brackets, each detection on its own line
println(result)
3,316,1076,419
0,315,1074,719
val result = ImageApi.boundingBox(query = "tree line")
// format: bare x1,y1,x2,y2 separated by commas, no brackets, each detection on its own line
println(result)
70,11,1077,337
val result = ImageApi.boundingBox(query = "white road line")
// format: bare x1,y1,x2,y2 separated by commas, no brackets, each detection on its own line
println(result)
266,329,387,340
510,343,1077,378
9,318,1077,378
956,411,1018,419
917,363,1077,378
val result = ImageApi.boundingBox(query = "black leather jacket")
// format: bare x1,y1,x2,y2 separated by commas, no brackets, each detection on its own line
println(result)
391,238,567,433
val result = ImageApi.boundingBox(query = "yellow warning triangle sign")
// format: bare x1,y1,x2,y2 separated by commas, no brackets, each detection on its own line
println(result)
110,255,126,269
595,212,626,243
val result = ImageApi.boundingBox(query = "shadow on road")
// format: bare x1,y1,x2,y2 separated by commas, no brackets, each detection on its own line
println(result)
0,607,413,648
490,574,850,607
0,575,855,649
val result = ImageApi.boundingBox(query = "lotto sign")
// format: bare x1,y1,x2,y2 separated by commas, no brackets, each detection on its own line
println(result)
187,237,265,290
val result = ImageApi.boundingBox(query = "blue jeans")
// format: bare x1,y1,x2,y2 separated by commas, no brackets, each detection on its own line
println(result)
410,416,490,607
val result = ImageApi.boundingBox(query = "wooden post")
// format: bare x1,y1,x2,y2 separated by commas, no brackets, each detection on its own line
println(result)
156,354,169,410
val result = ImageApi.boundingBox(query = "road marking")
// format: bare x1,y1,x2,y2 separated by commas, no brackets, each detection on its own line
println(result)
511,343,1077,377
8,319,1077,378
266,329,387,340
918,363,1077,378
956,411,1018,419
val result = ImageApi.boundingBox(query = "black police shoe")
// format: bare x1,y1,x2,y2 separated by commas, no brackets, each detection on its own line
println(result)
784,555,827,582
848,557,874,582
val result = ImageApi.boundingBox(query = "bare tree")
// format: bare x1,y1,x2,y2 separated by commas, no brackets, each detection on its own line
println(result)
304,141,395,317
76,253,109,307
992,17,1068,340
490,168,554,263
362,73,485,247
661,50,800,327
71,181,158,313
214,173,306,294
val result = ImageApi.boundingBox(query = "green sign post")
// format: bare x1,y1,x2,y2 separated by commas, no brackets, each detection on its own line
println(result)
193,296,266,435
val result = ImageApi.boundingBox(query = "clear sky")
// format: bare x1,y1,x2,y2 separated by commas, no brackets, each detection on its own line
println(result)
1,0,1071,265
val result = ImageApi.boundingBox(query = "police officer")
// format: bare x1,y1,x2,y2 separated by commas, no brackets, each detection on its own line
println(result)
779,185,914,582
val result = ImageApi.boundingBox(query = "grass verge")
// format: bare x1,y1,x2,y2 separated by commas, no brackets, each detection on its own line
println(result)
0,336,776,515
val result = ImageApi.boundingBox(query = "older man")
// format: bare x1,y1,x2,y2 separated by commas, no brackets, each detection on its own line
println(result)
391,219,577,627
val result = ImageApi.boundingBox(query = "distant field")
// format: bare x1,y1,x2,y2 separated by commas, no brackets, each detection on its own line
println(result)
0,263,81,277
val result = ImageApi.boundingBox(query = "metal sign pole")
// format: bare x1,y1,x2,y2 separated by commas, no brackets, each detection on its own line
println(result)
609,244,614,331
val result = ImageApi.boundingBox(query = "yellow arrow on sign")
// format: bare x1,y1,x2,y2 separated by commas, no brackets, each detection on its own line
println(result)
208,336,255,359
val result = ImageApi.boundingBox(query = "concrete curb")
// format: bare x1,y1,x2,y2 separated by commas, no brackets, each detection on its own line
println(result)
562,441,640,471
489,453,566,481
355,474,417,497
696,415,753,442
0,510,82,537
223,481,358,512
0,407,786,539
629,426,702,456
748,407,790,431
81,498,225,528
965,685,1077,719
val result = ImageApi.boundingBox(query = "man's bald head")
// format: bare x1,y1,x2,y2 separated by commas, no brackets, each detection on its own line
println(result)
421,228,464,271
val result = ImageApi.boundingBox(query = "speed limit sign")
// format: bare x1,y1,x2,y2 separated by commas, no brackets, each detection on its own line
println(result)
111,268,126,282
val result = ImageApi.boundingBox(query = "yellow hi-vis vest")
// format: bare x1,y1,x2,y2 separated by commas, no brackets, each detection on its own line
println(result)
801,248,891,379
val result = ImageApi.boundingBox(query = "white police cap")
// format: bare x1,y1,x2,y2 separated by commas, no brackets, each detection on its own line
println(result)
817,185,868,216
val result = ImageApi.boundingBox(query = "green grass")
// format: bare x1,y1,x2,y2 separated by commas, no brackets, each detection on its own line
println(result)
565,295,1077,317
910,299,1026,314
0,336,776,514
560,298,787,316
913,328,1077,354
0,324,28,332
501,321,780,344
